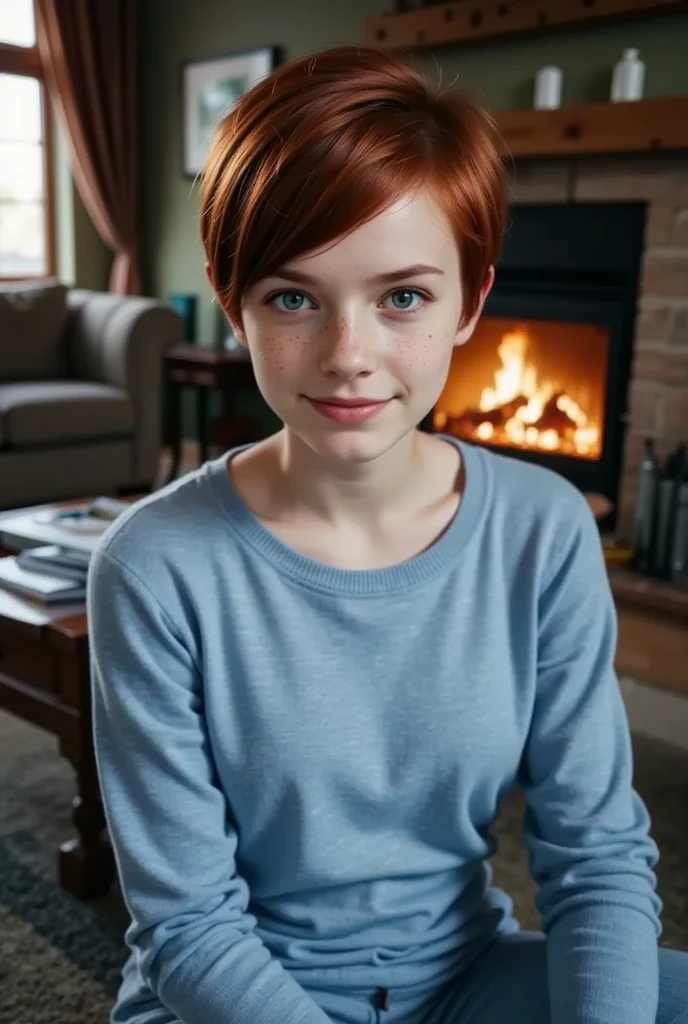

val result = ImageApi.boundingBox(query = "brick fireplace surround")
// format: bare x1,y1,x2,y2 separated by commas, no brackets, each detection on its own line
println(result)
509,153,688,542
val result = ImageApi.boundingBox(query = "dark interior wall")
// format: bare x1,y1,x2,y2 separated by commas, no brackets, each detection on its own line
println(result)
140,0,688,344
139,1,688,439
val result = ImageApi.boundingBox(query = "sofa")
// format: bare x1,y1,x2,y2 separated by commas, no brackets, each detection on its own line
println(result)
0,281,181,510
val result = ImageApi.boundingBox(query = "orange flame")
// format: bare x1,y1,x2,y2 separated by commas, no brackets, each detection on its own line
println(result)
437,327,601,459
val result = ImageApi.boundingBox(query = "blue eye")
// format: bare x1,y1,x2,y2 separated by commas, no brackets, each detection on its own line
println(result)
385,289,426,312
270,291,313,312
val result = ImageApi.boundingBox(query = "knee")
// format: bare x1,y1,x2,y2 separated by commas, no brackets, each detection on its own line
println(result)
658,947,688,1024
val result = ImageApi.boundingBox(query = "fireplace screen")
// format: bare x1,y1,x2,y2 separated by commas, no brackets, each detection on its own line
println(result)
434,317,610,461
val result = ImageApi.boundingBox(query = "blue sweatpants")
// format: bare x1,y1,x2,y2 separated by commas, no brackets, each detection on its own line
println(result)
113,932,688,1024
310,933,688,1024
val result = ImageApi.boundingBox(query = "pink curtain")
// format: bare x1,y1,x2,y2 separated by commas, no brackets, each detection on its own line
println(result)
36,0,140,295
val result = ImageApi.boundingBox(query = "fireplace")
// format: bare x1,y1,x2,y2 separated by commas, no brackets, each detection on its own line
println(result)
425,202,648,529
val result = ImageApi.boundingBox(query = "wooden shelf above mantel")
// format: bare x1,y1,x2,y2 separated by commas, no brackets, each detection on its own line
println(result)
494,95,688,158
364,0,688,52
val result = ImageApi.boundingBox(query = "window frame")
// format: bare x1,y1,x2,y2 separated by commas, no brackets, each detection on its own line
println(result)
0,8,56,282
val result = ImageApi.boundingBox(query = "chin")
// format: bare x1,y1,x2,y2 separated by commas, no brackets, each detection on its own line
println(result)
290,419,416,465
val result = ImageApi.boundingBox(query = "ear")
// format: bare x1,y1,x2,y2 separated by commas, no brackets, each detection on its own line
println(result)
230,320,248,348
206,261,248,347
454,265,495,347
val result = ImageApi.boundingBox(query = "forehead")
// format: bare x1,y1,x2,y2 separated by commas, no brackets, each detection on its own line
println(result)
291,190,458,278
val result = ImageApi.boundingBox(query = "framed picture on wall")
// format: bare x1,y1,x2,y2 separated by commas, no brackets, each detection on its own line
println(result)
181,46,278,178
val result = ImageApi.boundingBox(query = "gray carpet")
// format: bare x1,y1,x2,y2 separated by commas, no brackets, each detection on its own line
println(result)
1,709,687,1024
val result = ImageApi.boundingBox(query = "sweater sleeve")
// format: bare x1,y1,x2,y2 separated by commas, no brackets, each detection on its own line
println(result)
89,548,331,1024
518,494,662,1024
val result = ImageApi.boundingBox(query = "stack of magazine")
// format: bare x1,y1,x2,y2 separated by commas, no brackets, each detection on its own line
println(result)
0,546,91,604
0,496,129,605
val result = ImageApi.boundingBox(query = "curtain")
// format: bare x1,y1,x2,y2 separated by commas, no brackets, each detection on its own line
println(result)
36,0,140,295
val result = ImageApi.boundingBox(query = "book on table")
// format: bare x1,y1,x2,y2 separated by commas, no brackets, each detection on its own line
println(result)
0,496,130,554
17,544,90,583
0,556,87,604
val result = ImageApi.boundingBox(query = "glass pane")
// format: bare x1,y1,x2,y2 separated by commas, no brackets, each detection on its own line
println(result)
0,74,42,142
0,0,35,47
0,199,46,276
0,141,43,201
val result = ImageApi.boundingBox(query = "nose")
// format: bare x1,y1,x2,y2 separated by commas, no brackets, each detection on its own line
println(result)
318,316,377,380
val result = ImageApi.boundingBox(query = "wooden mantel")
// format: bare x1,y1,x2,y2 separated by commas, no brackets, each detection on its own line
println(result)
364,0,688,51
494,96,688,158
362,0,688,159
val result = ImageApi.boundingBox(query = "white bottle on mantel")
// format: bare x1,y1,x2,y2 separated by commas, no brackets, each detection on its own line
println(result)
534,66,563,109
611,48,645,102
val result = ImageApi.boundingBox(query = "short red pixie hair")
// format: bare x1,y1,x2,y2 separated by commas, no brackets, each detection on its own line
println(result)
200,46,508,328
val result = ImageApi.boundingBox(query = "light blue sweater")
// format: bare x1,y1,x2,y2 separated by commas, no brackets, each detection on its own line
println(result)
89,437,662,1024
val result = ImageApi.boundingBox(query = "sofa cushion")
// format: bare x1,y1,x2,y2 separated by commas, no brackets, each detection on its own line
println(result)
0,281,69,380
0,381,134,448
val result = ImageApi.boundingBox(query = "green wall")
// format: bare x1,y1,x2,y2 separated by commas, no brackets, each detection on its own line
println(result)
140,1,688,342
54,114,111,291
140,0,382,346
434,14,688,111
138,1,688,435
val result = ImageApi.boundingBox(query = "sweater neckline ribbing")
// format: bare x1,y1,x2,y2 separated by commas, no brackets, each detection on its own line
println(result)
206,434,488,597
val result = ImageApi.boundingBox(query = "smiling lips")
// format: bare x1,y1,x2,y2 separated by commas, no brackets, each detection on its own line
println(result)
306,396,392,424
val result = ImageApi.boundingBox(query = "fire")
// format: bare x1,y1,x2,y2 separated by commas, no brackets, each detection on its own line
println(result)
436,327,601,459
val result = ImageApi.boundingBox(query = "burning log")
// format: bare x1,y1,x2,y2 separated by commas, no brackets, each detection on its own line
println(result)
535,393,577,435
447,396,528,435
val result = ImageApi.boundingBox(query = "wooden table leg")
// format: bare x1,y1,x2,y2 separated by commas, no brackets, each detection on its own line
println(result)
58,650,115,901
58,756,115,900
221,380,237,420
164,380,183,484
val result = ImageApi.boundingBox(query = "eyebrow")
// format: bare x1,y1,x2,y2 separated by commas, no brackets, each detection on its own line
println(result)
267,264,445,287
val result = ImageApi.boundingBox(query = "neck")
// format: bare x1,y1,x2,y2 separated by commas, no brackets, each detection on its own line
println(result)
273,427,428,529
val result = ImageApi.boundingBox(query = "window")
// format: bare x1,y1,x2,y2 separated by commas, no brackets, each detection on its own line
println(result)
0,0,54,278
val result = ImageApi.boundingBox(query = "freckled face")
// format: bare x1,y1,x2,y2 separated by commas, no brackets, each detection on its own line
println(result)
235,190,486,464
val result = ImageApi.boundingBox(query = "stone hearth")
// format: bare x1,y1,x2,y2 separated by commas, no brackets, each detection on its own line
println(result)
509,153,688,541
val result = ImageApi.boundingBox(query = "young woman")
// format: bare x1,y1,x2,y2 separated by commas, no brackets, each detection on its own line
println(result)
89,46,687,1024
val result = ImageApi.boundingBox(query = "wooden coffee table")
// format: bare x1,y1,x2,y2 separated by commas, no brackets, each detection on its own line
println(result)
0,499,139,900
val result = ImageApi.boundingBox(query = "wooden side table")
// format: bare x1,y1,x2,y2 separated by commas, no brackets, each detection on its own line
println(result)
0,586,114,900
0,496,144,900
164,344,261,483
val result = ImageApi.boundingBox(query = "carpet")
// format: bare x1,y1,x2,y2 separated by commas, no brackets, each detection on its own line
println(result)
1,709,687,1024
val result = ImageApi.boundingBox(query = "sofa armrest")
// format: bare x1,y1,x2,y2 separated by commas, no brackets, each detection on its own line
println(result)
66,290,182,484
